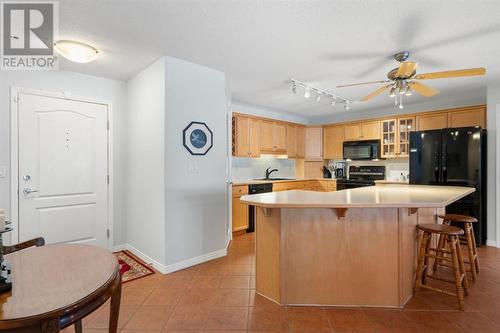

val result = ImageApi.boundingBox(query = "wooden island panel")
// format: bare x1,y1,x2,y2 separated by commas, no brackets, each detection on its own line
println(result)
254,205,445,307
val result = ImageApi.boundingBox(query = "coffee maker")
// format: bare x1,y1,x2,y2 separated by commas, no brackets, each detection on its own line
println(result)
333,161,346,179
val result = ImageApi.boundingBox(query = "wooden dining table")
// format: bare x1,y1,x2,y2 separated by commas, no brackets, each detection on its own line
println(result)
0,244,121,332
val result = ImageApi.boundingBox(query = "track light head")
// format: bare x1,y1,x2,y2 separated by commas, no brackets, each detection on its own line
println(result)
331,99,337,107
304,87,311,98
316,92,322,102
344,101,351,110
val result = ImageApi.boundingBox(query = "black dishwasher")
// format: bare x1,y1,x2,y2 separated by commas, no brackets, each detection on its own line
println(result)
247,183,273,232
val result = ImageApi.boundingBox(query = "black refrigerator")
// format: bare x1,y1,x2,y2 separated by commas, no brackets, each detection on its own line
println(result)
409,127,487,245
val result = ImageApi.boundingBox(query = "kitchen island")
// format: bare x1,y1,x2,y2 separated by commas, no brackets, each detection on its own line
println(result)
240,185,474,308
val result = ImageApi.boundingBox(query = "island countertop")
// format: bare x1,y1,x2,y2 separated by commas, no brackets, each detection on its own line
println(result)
240,184,474,208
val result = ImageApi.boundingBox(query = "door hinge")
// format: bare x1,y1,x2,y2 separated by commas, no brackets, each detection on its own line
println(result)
107,229,110,239
107,174,110,184
13,96,19,103
107,121,110,130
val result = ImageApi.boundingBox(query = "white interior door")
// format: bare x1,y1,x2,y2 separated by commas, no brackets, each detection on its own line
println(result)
18,92,109,248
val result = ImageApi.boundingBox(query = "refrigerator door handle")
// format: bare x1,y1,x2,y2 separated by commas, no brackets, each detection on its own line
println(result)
442,142,447,183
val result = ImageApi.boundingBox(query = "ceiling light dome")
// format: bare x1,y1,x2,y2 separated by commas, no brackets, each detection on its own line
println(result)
54,40,99,63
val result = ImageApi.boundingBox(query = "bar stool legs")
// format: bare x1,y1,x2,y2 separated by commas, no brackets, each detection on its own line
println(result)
438,214,480,282
414,224,469,311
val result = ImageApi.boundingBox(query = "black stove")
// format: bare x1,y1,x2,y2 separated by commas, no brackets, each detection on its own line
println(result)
336,166,385,190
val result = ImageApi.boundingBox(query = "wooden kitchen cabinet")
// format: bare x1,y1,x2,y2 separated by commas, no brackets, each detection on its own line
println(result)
287,124,297,158
305,127,323,160
344,123,362,141
448,107,486,128
234,115,260,158
296,125,306,158
416,112,448,131
261,120,287,153
323,125,344,160
380,117,415,158
344,121,380,141
232,185,248,232
397,116,415,157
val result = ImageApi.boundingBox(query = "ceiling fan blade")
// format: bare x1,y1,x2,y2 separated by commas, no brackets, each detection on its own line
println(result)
415,67,486,80
410,82,439,97
337,80,391,88
395,61,418,77
360,85,391,102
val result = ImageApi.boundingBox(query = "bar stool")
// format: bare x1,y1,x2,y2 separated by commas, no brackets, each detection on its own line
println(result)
435,214,480,281
414,223,469,310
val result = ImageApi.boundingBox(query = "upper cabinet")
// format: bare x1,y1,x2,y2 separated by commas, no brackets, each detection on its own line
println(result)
416,112,448,131
260,120,287,153
286,124,297,158
296,125,306,159
305,127,323,160
323,125,344,160
232,105,485,160
233,115,260,158
380,117,415,158
344,121,380,141
448,107,486,129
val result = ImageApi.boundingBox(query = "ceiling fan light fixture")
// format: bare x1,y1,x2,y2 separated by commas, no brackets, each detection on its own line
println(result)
54,40,99,63
389,87,396,98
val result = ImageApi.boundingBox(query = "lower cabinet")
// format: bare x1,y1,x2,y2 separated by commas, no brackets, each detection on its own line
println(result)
232,185,248,232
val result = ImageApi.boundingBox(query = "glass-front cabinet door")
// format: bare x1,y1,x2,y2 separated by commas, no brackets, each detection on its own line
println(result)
381,119,397,157
397,117,415,157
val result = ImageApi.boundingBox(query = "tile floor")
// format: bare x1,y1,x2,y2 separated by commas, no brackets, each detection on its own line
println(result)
64,232,500,332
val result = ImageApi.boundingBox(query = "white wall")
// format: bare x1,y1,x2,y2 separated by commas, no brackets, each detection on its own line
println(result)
164,57,229,267
487,84,500,246
232,101,309,124
0,70,128,245
232,157,296,181
309,88,486,125
126,58,167,265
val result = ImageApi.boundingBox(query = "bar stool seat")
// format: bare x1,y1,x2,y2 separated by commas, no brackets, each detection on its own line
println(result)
414,223,469,310
437,214,480,281
417,223,464,236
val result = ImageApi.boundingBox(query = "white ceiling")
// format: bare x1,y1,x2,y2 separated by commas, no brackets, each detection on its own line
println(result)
59,0,500,116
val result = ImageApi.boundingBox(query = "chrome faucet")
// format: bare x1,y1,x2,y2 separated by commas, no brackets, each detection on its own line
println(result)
265,167,278,179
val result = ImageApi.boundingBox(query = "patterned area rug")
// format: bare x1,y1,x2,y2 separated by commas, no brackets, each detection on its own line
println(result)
113,250,155,283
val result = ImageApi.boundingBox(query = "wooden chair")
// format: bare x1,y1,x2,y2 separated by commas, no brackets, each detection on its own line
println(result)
3,237,45,255
414,224,469,310
435,214,480,281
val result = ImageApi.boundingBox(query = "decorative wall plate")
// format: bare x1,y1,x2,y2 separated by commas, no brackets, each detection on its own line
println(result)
183,122,213,155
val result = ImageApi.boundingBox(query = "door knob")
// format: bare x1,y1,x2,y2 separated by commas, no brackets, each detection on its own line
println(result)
23,188,38,195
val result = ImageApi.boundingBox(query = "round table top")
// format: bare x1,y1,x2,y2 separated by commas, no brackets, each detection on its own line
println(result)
0,244,118,321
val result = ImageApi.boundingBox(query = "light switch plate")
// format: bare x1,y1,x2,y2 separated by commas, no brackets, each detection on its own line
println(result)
0,166,6,178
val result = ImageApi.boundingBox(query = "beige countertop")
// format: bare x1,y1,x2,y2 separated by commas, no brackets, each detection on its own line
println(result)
231,178,338,186
374,180,410,185
240,184,474,208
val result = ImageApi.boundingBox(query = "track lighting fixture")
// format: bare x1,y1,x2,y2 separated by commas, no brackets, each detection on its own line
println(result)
304,87,311,98
290,78,353,111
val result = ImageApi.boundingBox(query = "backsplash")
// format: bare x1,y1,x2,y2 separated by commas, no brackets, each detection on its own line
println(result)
327,158,409,181
232,156,296,180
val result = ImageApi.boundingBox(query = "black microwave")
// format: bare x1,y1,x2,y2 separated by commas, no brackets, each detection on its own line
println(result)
343,140,381,160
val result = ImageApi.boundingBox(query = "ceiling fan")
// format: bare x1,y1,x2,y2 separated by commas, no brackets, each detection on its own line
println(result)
336,51,486,109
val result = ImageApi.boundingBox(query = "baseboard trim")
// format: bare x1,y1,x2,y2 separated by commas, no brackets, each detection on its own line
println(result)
113,243,227,274
486,239,498,248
